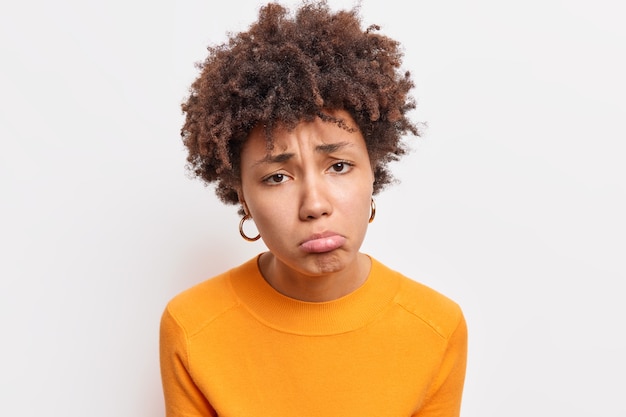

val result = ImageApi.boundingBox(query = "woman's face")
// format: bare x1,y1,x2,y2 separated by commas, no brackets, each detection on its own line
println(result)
239,110,374,280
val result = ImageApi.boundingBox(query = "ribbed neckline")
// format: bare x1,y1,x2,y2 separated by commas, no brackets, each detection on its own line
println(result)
227,254,400,336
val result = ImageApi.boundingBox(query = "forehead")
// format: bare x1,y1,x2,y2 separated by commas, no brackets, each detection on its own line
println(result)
244,110,364,156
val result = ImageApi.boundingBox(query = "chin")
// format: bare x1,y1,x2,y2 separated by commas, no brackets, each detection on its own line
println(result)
307,250,349,275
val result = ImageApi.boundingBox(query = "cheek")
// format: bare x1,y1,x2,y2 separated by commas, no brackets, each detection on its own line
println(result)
246,195,295,233
335,186,373,221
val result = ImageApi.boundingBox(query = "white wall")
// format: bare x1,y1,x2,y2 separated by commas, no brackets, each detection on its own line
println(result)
1,0,624,415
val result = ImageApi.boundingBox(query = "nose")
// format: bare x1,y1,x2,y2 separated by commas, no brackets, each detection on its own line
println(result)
298,176,332,221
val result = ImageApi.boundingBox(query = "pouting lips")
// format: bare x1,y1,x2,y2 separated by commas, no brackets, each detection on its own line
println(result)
299,234,346,253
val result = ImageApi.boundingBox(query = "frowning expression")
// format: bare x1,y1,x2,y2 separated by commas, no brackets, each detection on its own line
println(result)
239,110,375,280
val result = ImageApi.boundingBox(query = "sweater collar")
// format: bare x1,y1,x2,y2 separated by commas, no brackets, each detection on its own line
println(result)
227,254,400,335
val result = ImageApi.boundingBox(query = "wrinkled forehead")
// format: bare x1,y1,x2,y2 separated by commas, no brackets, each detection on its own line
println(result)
245,109,360,152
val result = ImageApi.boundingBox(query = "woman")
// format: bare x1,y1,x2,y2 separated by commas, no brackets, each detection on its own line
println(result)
160,1,467,416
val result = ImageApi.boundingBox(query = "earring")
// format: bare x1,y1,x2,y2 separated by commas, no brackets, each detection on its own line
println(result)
369,198,376,223
239,214,261,242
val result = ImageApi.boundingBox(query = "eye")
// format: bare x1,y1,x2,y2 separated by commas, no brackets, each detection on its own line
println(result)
263,173,289,185
328,161,353,174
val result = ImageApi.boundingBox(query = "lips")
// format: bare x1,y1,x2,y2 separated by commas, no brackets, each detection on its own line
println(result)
299,232,346,253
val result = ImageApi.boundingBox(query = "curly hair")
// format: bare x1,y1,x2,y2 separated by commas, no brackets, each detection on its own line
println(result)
181,0,419,209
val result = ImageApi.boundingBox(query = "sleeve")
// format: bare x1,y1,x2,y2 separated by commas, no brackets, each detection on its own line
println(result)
159,305,217,417
414,310,468,417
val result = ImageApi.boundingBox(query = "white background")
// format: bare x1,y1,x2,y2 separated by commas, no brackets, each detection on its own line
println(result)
1,0,624,416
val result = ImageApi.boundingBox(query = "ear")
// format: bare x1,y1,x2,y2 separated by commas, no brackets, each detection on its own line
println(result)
237,189,249,216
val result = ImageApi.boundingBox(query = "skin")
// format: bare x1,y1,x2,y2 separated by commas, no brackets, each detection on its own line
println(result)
238,110,375,302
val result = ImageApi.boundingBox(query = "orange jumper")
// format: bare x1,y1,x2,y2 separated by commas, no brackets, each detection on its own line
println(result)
160,255,467,416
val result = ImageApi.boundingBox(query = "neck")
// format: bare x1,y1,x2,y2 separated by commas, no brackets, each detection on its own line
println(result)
259,252,371,302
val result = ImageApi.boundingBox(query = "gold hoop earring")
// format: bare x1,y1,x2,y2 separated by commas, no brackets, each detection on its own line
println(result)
239,214,261,242
369,198,376,223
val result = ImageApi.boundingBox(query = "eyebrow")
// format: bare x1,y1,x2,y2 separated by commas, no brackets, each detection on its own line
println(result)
253,141,353,165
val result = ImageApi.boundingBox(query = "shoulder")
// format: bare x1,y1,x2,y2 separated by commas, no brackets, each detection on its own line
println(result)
162,258,256,337
374,259,465,340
